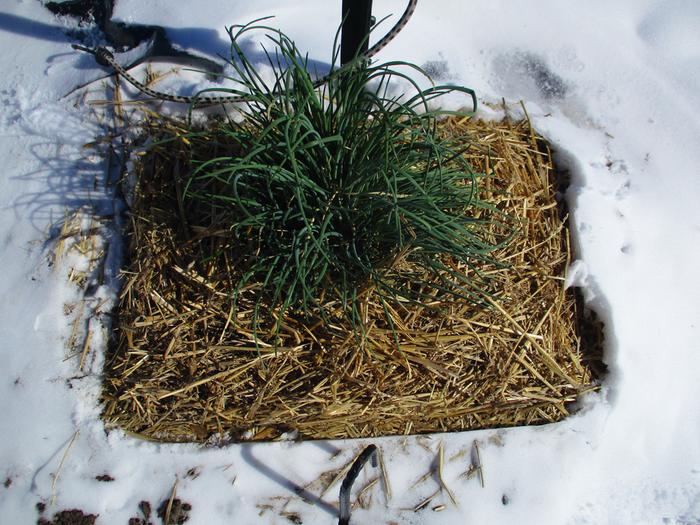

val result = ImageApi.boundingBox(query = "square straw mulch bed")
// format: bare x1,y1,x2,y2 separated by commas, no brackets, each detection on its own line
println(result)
102,115,598,443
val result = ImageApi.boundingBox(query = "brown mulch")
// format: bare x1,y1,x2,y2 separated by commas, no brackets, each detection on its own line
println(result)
101,115,597,443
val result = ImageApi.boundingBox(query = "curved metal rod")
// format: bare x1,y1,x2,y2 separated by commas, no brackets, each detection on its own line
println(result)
339,444,378,525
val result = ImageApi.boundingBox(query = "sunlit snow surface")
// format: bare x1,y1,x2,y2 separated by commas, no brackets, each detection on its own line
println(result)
1,1,699,523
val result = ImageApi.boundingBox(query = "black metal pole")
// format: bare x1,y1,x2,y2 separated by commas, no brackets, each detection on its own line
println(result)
341,0,373,66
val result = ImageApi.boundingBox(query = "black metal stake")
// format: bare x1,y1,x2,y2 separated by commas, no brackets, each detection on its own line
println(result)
340,0,374,66
338,445,378,525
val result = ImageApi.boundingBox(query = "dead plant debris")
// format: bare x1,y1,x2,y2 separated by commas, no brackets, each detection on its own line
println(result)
157,498,191,525
102,115,598,443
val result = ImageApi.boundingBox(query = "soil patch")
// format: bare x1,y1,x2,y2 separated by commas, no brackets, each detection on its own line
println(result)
37,509,97,525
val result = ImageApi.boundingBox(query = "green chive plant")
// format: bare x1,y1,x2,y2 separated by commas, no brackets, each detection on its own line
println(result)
181,21,512,339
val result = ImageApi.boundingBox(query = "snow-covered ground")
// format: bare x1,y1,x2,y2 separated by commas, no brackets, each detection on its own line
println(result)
1,0,699,523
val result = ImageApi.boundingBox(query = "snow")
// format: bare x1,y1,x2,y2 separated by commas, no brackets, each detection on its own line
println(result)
1,0,699,523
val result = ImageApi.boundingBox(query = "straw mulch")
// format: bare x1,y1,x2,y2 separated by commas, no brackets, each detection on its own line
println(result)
102,115,597,443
